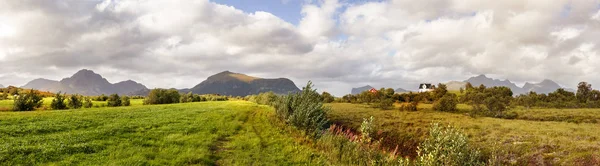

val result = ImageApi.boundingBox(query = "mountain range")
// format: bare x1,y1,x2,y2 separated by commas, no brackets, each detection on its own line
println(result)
351,85,374,95
19,69,301,97
448,74,564,94
190,71,300,96
0,84,4,88
22,69,148,96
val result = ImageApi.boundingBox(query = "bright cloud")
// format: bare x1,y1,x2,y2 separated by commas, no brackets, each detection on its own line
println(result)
1,0,600,96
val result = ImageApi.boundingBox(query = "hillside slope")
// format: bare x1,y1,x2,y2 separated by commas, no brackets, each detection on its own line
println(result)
190,71,300,96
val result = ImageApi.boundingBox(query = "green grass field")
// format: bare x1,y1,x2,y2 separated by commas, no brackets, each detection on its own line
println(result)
0,97,145,111
326,103,600,165
0,101,329,165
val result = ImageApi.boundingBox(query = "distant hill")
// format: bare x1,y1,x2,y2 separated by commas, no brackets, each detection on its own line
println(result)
522,79,562,94
22,69,148,96
449,74,564,95
189,71,300,96
446,81,467,91
0,84,4,88
395,88,409,93
351,85,374,95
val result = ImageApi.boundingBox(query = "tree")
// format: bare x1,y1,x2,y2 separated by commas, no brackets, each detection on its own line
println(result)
274,81,329,137
51,92,68,110
144,89,181,105
107,94,122,107
465,82,474,90
433,94,458,112
13,90,43,111
576,82,592,103
121,96,131,106
321,92,335,103
432,83,448,100
83,97,93,108
67,94,83,109
383,88,395,98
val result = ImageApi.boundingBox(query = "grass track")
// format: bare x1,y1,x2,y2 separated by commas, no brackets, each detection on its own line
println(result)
0,101,328,165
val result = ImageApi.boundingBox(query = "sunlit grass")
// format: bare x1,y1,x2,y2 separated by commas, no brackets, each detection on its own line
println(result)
326,103,600,165
0,101,328,165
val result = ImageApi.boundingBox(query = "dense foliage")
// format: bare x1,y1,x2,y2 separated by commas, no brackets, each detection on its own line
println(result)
273,81,329,137
417,123,484,166
144,89,181,105
67,94,83,109
107,94,122,107
51,92,68,110
13,90,44,111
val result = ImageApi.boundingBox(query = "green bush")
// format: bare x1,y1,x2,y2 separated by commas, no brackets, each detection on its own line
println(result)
67,94,83,109
107,94,122,107
51,92,68,110
321,92,335,103
373,98,394,110
359,116,375,143
0,93,8,100
274,81,329,137
433,94,458,112
83,97,93,108
416,123,484,166
121,96,131,106
13,90,43,111
144,89,181,105
399,102,418,111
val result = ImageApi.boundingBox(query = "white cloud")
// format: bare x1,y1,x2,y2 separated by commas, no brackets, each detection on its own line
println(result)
2,0,600,96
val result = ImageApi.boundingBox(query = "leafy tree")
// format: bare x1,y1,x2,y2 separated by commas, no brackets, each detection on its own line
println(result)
432,83,448,100
465,82,474,90
433,94,458,112
51,92,68,110
107,94,122,107
576,82,592,103
144,89,181,105
83,97,93,108
13,90,43,111
67,94,83,109
383,88,395,98
274,81,329,137
121,96,131,106
321,91,335,103
0,93,8,100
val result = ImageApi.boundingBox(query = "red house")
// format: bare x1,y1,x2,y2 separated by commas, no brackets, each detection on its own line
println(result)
369,88,378,93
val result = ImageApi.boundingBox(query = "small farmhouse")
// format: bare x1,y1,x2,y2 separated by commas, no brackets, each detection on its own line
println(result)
418,83,435,93
369,88,378,93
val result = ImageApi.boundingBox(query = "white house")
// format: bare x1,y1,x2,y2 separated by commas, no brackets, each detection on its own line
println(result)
418,83,435,93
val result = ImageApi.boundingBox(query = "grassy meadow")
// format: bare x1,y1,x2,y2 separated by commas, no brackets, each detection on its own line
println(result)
0,97,144,111
0,101,329,165
326,103,600,165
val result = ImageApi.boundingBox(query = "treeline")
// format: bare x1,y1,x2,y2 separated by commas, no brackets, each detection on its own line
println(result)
142,89,228,105
0,86,54,100
514,82,600,109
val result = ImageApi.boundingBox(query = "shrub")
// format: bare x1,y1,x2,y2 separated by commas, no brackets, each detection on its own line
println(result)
121,96,131,106
67,94,83,109
399,102,418,111
416,123,484,166
321,92,335,103
274,81,329,137
83,97,93,108
107,94,122,107
359,116,375,143
13,90,44,111
51,92,68,110
373,98,394,110
144,89,181,105
433,94,458,112
0,93,8,100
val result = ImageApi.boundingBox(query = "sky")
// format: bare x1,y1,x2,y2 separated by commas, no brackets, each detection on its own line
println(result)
2,0,600,96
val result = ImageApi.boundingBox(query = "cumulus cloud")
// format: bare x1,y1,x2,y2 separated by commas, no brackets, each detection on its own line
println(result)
1,0,600,96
